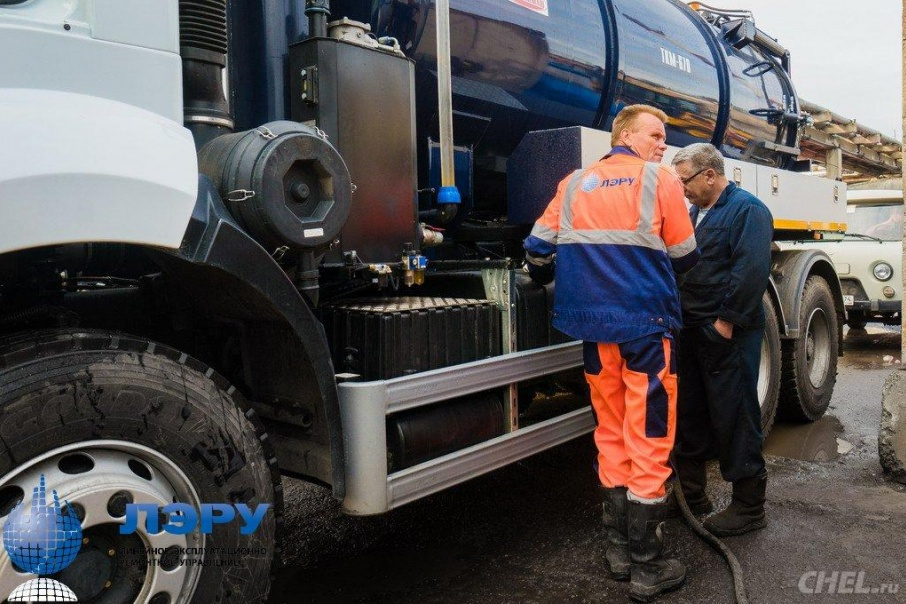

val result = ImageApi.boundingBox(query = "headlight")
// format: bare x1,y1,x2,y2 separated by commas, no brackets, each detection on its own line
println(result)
873,262,893,281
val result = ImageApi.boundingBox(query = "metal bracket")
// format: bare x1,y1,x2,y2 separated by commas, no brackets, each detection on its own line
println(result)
300,66,320,106
226,189,256,202
256,126,277,140
482,267,518,431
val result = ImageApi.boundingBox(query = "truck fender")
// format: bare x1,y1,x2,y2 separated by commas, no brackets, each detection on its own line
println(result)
765,276,786,336
150,176,345,498
771,248,845,349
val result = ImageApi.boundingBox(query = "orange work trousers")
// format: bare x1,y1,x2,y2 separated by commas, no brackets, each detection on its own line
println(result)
584,333,677,500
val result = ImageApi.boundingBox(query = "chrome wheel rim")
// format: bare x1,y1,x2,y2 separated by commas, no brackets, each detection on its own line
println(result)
0,440,204,604
805,308,831,388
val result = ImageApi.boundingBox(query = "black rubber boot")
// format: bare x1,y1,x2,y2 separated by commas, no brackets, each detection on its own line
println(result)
627,498,686,602
667,458,713,517
601,487,630,581
703,473,767,537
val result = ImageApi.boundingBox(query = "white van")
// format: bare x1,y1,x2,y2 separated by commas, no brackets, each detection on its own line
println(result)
810,188,902,329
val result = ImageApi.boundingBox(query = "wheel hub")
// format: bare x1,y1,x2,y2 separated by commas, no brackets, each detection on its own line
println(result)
805,307,831,388
0,441,204,604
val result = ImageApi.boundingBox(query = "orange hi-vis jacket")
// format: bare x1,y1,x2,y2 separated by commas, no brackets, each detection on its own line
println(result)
524,147,699,343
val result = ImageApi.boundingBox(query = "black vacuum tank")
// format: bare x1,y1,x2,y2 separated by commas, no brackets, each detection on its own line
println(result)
329,0,799,167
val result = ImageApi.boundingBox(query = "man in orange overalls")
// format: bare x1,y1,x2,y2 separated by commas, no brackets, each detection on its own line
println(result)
523,105,699,602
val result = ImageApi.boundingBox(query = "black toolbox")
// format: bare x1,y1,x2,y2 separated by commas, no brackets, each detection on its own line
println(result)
322,297,501,380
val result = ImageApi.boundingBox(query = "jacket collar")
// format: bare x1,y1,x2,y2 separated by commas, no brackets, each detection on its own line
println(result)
712,181,736,208
604,146,640,160
691,182,736,226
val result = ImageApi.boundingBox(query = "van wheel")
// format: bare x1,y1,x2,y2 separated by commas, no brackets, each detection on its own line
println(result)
0,330,282,604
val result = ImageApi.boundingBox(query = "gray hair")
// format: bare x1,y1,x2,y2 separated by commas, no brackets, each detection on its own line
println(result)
672,143,725,176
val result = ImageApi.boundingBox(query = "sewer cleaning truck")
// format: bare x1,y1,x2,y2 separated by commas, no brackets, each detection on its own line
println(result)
0,0,847,601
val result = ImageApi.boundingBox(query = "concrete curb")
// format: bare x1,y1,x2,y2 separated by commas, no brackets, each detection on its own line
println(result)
879,369,906,484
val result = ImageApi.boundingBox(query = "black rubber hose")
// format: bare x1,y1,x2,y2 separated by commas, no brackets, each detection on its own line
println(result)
672,461,749,604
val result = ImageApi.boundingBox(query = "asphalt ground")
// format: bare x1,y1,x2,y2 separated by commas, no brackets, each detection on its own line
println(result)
270,326,906,603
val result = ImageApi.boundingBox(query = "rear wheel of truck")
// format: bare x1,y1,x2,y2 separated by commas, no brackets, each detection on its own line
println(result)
0,330,281,604
779,276,839,421
758,293,781,437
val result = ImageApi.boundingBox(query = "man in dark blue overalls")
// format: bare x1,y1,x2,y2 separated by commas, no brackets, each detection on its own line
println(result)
670,143,773,537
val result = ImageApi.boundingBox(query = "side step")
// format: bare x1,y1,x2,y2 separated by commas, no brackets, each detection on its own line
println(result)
338,342,591,515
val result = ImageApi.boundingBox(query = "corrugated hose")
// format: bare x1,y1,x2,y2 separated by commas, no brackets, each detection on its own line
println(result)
672,460,749,604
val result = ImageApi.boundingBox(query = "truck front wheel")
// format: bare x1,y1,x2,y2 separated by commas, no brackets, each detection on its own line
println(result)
779,276,839,421
0,330,281,604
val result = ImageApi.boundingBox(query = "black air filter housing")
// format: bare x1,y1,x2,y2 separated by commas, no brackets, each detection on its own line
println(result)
198,121,352,252
323,297,501,380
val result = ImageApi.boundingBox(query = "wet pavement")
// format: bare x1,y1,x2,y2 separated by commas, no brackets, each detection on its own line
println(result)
270,326,906,603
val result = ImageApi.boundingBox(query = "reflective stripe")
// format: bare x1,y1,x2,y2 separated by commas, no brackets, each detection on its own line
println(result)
559,229,666,252
560,163,660,237
637,161,659,233
559,169,586,232
525,252,553,266
558,162,664,250
529,223,558,244
666,233,697,258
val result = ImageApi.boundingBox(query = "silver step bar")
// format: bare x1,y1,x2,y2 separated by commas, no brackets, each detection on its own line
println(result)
338,341,591,515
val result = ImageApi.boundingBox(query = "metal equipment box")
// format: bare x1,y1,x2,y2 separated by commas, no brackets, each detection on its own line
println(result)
290,37,418,262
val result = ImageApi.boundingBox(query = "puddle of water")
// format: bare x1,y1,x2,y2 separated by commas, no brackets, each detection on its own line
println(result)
842,326,902,370
764,416,846,462
836,439,854,455
269,547,471,603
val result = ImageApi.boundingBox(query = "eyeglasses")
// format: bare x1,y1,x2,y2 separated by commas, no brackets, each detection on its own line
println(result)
679,169,707,185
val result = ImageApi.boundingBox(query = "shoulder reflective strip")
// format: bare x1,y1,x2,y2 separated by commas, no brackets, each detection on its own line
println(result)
666,233,697,258
525,253,553,266
559,169,587,232
637,162,660,233
773,220,847,232
559,229,666,252
529,223,558,244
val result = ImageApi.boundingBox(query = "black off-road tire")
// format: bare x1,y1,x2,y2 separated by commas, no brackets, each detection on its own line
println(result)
759,294,781,437
0,329,283,604
779,277,839,422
